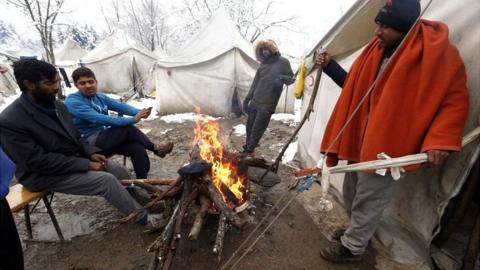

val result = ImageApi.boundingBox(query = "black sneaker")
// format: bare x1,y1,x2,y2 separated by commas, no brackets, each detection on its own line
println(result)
331,228,346,241
320,243,362,262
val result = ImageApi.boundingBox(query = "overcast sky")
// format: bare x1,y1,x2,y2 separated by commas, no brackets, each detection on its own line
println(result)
0,0,356,59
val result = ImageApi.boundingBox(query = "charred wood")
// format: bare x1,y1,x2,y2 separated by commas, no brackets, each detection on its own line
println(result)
213,212,227,261
189,195,211,240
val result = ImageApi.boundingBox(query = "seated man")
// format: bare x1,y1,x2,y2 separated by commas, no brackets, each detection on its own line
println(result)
65,67,173,179
0,59,148,225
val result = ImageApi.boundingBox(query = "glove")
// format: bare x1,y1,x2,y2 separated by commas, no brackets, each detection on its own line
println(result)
243,99,251,114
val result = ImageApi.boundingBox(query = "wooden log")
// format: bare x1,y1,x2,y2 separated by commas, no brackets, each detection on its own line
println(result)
163,189,199,270
213,212,227,261
147,198,181,269
204,175,245,229
188,195,211,240
122,177,183,223
121,179,176,186
148,248,161,270
125,181,161,195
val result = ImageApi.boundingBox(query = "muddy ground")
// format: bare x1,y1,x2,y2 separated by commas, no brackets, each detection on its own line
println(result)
15,115,379,270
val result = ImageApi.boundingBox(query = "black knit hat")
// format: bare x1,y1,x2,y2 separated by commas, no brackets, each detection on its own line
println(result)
375,0,421,34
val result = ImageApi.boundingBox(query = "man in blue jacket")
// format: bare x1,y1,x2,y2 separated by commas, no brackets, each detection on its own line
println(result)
65,67,173,179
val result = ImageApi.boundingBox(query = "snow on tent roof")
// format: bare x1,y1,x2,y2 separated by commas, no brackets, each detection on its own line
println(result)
54,39,87,62
155,8,256,68
81,29,156,63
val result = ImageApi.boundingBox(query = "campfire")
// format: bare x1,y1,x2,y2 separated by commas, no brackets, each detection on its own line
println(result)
122,112,270,270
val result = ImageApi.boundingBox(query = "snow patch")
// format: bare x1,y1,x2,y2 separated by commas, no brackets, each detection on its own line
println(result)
233,124,246,136
160,128,173,135
271,113,297,126
127,98,158,120
160,113,220,124
282,141,298,164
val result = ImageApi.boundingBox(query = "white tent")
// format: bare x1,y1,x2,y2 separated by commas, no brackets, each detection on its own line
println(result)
152,9,259,116
53,39,87,63
79,30,157,96
295,0,480,268
0,58,16,98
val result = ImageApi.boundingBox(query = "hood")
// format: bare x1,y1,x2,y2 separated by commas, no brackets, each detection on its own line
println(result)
255,39,279,63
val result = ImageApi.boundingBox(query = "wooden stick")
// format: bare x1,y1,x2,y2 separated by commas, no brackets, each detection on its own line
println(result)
148,248,161,270
189,195,211,240
213,212,227,261
122,177,183,223
163,189,199,270
126,181,162,195
258,66,323,181
121,179,176,186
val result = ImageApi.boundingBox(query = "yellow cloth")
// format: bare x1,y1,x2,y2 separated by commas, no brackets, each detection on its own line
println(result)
294,60,306,98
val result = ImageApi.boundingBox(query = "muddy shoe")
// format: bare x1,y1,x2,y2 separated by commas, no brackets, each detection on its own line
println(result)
320,243,362,263
238,149,255,158
145,214,167,229
153,142,174,158
331,228,346,241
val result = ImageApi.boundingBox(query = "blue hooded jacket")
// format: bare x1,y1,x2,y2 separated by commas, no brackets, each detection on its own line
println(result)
65,91,140,137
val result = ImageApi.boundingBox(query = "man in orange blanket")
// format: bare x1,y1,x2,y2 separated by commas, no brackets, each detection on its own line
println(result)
316,0,469,262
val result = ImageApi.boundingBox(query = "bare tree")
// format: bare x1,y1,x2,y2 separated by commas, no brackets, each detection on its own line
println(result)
122,0,167,51
7,0,66,64
179,0,297,43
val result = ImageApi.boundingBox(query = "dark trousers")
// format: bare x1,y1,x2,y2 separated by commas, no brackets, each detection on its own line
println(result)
95,126,155,179
0,198,24,270
245,105,273,152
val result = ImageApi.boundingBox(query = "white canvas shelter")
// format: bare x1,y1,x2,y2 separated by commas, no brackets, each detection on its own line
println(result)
79,30,157,96
0,59,16,98
295,0,480,268
152,9,260,116
53,39,87,63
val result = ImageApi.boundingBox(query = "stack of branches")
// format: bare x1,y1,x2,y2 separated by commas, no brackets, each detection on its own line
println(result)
120,152,269,270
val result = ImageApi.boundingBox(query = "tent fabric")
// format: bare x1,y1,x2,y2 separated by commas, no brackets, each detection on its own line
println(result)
153,9,259,116
79,30,158,96
295,0,480,268
153,9,295,116
53,39,87,62
0,60,16,97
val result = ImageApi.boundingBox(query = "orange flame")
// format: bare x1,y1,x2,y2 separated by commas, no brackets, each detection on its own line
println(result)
193,112,246,207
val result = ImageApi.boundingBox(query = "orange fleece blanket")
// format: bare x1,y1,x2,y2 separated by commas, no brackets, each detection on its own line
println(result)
320,20,469,169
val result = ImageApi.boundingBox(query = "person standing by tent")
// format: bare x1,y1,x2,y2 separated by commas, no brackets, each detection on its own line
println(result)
242,40,294,155
315,0,469,262
0,147,23,270
65,67,173,179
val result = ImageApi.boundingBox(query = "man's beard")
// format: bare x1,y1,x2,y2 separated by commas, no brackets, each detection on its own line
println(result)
32,85,56,104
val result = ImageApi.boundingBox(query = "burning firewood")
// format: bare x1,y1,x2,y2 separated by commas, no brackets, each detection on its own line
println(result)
142,113,262,270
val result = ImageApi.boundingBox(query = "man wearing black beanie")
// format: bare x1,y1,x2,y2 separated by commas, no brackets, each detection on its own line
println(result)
315,0,469,263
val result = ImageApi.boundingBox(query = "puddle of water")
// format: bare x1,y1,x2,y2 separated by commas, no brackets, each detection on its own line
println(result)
25,213,98,241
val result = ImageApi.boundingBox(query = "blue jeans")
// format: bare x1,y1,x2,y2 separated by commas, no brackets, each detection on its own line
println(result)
95,126,155,179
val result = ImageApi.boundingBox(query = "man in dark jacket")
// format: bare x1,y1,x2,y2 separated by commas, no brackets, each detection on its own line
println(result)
0,59,148,225
242,39,294,155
